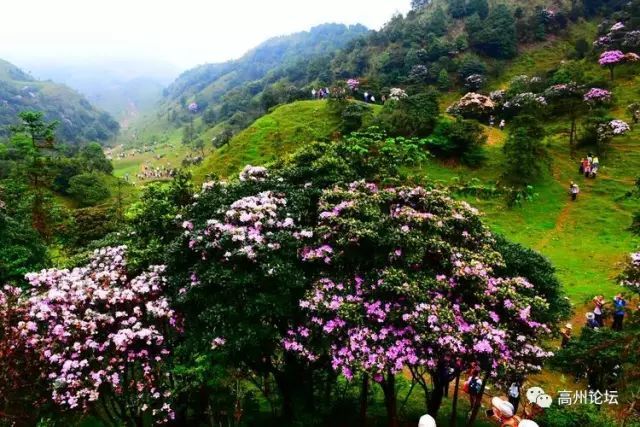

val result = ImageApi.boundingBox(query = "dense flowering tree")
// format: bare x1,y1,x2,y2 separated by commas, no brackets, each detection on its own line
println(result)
187,102,199,113
447,92,495,119
599,50,627,80
388,87,408,101
584,88,612,104
0,285,48,425
285,182,554,426
18,247,179,425
347,78,360,91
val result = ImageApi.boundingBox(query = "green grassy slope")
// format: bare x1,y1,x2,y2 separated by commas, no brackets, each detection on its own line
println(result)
193,100,381,181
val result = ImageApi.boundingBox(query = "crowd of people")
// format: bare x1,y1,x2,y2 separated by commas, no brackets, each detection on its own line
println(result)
310,87,384,104
578,153,600,178
135,163,177,182
561,293,628,350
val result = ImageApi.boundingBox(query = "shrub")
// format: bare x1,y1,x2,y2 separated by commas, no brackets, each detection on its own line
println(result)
67,173,110,207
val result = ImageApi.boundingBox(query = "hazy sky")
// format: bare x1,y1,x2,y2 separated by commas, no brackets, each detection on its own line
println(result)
0,0,411,70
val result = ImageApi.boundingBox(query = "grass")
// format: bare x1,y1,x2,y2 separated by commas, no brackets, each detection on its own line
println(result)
193,100,381,181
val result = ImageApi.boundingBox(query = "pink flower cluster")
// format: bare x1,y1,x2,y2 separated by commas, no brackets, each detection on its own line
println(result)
16,247,179,423
185,191,295,261
599,50,625,65
239,165,269,182
188,102,198,112
584,88,612,103
609,119,631,135
285,183,553,381
347,79,360,91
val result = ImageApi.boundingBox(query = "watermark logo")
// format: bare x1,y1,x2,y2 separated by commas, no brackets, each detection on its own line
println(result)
525,387,553,408
557,390,618,406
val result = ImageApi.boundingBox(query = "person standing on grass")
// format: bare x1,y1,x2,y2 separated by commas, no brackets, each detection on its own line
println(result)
593,295,605,326
612,294,626,331
560,323,572,348
499,119,506,130
569,182,580,201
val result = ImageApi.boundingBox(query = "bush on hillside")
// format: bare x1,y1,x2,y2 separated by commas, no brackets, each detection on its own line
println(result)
425,118,487,166
502,115,548,186
67,173,110,207
379,90,439,137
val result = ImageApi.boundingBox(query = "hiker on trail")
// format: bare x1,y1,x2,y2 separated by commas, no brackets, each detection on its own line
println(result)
581,158,591,177
560,323,572,348
591,156,600,178
508,380,521,414
464,368,483,409
311,89,317,99
364,91,369,102
370,95,376,103
586,312,600,329
499,119,506,130
569,182,580,201
381,95,387,103
593,295,605,326
490,115,495,127
612,294,626,331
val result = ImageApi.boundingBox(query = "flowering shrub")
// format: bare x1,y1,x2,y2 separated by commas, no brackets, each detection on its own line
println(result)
19,247,179,424
0,285,47,423
609,119,631,135
502,92,547,112
584,88,612,104
600,50,625,65
611,22,626,32
447,92,495,118
285,183,553,418
239,165,269,182
620,253,640,292
347,78,360,91
187,102,198,113
184,190,294,263
388,87,408,101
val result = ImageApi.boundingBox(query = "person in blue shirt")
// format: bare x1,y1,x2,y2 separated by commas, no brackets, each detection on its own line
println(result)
612,294,626,331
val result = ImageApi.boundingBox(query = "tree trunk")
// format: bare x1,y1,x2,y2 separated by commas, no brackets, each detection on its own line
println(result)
449,373,461,427
466,373,489,427
428,373,445,417
381,372,399,427
360,373,369,427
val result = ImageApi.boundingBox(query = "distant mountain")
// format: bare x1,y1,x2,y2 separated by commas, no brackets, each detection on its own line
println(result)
160,23,369,131
0,59,119,143
22,59,179,123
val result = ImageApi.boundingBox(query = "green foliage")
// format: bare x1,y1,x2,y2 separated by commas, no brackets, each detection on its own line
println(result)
493,236,571,323
426,118,487,166
537,404,626,427
0,182,47,283
67,173,110,207
379,90,439,137
437,69,451,90
469,5,518,58
78,142,113,174
339,102,371,134
502,115,548,185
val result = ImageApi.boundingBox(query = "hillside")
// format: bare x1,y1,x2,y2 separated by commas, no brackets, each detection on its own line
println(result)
22,59,179,123
147,24,369,134
0,59,119,143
